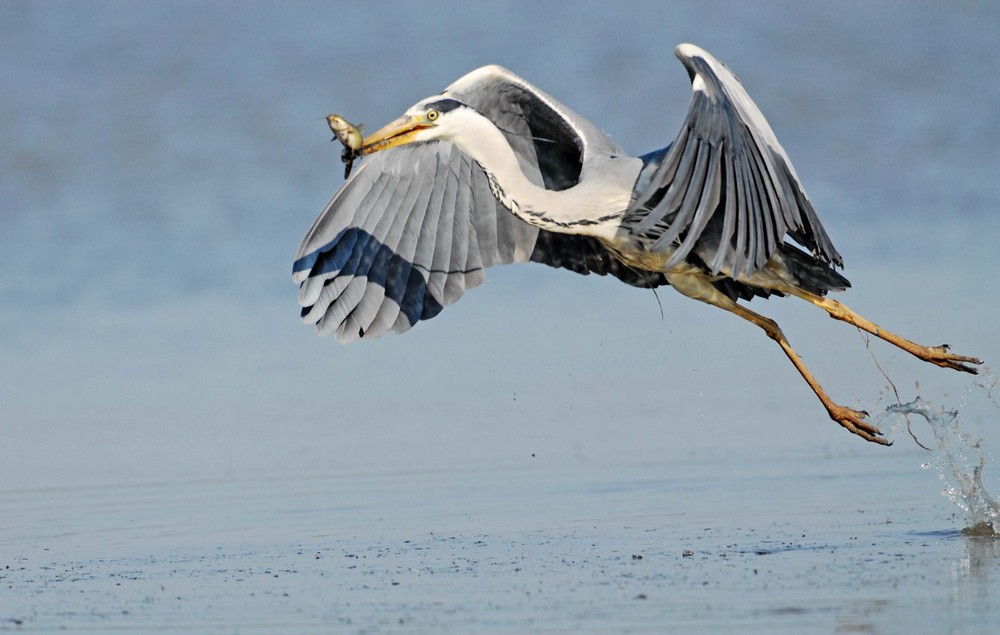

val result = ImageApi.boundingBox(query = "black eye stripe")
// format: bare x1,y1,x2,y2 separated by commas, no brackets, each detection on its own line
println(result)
425,98,464,114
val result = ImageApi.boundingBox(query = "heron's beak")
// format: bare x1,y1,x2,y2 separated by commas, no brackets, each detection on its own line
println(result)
360,115,429,155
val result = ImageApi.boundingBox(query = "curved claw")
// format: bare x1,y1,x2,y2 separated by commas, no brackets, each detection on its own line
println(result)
926,347,982,374
830,405,892,446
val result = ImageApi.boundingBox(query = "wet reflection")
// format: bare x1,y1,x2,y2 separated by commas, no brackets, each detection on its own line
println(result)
946,535,1000,624
958,536,1000,583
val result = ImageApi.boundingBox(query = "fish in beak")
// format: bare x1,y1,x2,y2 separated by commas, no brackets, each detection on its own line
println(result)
327,114,365,179
360,115,431,155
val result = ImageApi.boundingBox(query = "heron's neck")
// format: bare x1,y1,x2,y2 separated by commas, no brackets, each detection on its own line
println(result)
445,112,619,235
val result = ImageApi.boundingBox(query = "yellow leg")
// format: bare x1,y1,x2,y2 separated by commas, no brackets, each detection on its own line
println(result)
782,289,982,374
665,272,889,444
726,302,890,445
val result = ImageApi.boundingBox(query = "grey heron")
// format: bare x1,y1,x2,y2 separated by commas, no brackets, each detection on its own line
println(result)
293,43,981,445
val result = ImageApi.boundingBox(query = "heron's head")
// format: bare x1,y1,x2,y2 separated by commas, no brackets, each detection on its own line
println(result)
359,97,470,155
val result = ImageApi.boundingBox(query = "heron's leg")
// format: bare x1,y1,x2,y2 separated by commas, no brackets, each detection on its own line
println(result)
725,302,889,445
666,273,888,444
783,289,982,374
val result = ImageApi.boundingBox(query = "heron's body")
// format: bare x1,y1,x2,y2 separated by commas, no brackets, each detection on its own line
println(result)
294,44,980,444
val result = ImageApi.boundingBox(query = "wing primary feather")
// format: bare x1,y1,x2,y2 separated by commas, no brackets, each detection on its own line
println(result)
378,158,438,334
665,146,722,270
652,140,710,251
301,275,349,324
296,170,392,306
744,143,777,269
318,277,367,337
654,136,701,225
352,164,428,331
297,226,361,308
349,154,436,336
336,314,365,344
630,126,688,222
469,167,501,268
426,152,458,301
462,160,487,289
443,162,472,302
320,170,417,336
736,154,758,276
709,146,738,273
746,136,783,259
310,171,396,293
369,155,446,338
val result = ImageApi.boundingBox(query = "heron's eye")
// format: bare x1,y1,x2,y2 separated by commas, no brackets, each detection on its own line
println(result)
426,110,439,122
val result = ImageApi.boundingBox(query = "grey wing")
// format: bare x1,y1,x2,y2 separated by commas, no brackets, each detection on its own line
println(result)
293,142,538,343
623,43,842,278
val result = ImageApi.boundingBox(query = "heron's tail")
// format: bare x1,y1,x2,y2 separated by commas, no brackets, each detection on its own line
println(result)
777,244,851,296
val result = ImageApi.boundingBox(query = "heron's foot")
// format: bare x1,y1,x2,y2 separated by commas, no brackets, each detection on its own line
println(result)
918,344,982,374
829,404,891,446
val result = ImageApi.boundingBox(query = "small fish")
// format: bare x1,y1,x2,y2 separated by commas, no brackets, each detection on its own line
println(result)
327,114,364,179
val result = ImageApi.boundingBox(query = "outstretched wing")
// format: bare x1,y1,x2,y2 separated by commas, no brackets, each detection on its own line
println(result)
293,142,537,343
623,43,842,277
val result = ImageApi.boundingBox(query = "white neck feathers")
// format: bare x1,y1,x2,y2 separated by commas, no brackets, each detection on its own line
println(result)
440,108,626,236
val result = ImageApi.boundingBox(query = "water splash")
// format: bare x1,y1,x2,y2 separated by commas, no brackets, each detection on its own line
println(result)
875,372,1000,536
